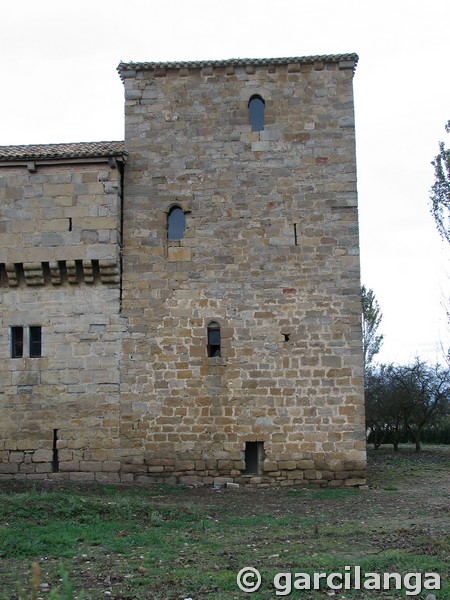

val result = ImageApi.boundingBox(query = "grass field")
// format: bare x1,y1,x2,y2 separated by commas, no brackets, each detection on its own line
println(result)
0,446,449,599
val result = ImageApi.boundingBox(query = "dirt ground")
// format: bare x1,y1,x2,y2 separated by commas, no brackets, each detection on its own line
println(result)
0,446,449,599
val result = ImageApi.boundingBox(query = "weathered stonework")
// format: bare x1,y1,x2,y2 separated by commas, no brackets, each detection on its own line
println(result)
0,152,126,482
0,54,366,487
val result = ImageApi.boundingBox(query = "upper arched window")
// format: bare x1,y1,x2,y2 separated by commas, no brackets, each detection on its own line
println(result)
167,206,186,241
248,95,265,132
207,321,221,357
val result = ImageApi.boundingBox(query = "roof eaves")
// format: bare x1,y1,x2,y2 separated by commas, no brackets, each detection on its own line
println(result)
117,53,359,80
0,141,126,162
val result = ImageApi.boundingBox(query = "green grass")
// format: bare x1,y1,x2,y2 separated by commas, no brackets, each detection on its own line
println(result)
1,447,449,599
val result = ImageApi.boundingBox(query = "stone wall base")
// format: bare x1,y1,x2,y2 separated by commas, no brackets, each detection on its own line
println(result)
0,457,367,489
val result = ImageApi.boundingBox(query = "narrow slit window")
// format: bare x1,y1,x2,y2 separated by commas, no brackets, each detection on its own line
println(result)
11,326,24,358
52,429,59,473
244,441,265,475
29,326,42,358
207,321,221,357
167,206,186,241
248,95,265,132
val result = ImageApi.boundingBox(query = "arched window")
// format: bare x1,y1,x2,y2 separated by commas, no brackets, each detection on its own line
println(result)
248,95,265,132
167,206,186,241
207,321,221,357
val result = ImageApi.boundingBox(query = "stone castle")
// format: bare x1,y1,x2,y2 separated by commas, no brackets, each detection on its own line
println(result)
0,54,366,487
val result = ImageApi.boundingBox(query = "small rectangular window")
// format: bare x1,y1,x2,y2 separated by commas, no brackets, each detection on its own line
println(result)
29,326,42,358
207,321,221,357
11,326,24,358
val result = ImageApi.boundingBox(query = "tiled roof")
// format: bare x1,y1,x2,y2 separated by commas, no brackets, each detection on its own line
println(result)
0,141,126,161
118,53,358,78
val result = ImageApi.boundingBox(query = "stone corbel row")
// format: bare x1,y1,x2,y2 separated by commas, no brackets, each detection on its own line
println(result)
3,260,120,287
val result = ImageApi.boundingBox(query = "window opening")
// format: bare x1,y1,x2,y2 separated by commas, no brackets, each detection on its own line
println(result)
248,95,265,132
167,206,186,241
207,321,221,357
244,441,265,475
293,223,298,246
11,326,24,358
29,326,42,358
68,217,72,232
283,333,290,342
52,430,59,473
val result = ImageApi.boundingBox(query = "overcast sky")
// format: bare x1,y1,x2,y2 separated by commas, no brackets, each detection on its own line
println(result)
1,0,449,365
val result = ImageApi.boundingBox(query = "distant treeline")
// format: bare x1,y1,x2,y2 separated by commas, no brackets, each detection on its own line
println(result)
365,360,450,451
367,421,450,446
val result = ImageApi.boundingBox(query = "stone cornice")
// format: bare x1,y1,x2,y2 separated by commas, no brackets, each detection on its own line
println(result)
117,53,359,80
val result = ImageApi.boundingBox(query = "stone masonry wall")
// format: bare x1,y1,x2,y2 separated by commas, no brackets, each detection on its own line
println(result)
0,57,366,488
0,161,125,481
120,58,366,487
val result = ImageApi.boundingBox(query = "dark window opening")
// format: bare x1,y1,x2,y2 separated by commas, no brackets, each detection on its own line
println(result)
248,95,265,132
207,321,221,357
167,206,186,241
29,326,42,358
68,217,72,232
283,333,290,342
294,223,298,246
52,429,59,473
244,441,265,475
11,326,24,358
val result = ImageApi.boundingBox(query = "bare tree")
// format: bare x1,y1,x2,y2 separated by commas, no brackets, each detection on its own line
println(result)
365,365,403,451
394,360,450,452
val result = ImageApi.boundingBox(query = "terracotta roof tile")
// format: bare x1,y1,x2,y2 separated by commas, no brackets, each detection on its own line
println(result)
118,53,358,78
0,141,126,161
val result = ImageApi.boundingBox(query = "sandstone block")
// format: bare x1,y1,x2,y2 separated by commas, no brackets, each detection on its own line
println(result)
0,463,18,474
175,460,196,471
59,461,80,472
344,478,366,487
32,450,53,462
279,461,297,470
262,461,278,472
168,247,192,261
102,461,121,472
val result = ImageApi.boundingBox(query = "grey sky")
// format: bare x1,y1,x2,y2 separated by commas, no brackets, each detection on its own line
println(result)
1,0,449,365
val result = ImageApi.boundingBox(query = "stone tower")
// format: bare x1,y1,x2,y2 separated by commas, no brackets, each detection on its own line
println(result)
118,54,366,487
0,54,366,487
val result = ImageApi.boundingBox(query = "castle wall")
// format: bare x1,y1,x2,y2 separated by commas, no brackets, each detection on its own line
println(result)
0,56,366,488
120,59,366,487
0,161,125,481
